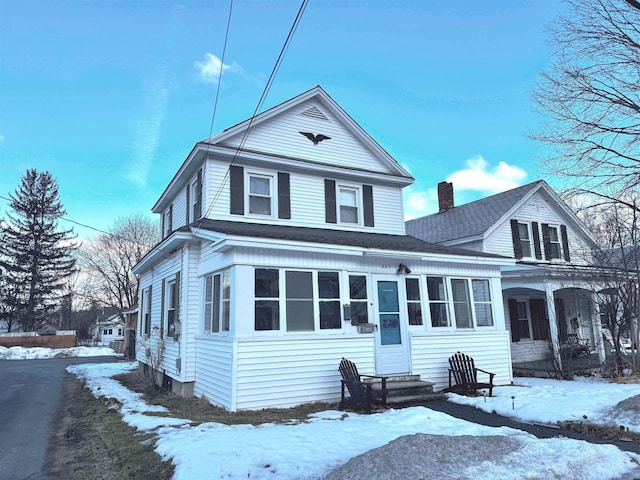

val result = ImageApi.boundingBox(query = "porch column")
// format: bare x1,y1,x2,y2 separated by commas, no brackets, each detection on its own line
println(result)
545,283,562,369
590,297,606,363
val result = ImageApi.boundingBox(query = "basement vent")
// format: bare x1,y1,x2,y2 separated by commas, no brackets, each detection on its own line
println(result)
300,105,330,121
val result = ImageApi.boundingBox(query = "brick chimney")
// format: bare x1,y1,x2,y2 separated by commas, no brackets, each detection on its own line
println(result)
438,181,454,212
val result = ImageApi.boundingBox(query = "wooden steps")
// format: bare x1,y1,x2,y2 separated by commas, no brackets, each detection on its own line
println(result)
363,374,446,405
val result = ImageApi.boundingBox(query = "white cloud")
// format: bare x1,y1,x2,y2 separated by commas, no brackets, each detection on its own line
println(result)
403,187,438,220
447,155,527,194
125,75,170,189
194,53,241,83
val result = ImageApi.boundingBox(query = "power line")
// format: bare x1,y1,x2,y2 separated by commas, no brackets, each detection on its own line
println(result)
199,0,309,223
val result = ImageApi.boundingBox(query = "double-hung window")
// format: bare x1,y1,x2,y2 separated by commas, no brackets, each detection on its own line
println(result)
405,278,423,325
318,272,341,329
427,276,450,327
255,269,280,331
286,271,314,332
548,226,562,259
517,222,532,258
348,275,369,324
203,270,230,333
141,286,152,337
339,186,359,224
190,179,200,221
451,279,472,328
166,278,177,337
472,279,493,326
248,173,273,216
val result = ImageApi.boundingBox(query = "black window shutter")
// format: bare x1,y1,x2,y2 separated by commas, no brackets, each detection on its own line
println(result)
530,299,549,340
230,166,244,215
560,224,571,261
363,184,374,227
278,172,291,219
325,179,337,223
196,168,203,219
531,222,542,259
185,185,190,225
174,271,181,339
510,219,523,259
508,299,520,342
168,204,173,234
146,286,152,336
541,223,551,260
161,215,165,240
160,279,165,338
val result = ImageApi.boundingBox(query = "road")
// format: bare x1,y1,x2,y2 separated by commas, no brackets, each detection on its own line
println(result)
0,356,122,480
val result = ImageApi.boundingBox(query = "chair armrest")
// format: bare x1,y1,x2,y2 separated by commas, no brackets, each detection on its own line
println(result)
476,368,495,382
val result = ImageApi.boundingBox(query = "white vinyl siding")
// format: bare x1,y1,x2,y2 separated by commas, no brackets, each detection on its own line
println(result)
203,159,405,234
218,99,394,174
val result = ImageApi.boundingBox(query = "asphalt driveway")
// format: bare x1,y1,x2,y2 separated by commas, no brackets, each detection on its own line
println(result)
0,356,122,480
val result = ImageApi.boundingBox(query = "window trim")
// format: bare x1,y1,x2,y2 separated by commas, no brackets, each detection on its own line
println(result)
426,277,495,330
337,184,361,225
254,268,344,334
246,171,275,217
203,269,231,335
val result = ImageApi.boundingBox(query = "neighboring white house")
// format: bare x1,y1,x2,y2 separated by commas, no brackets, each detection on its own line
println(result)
132,86,514,411
96,314,125,344
407,180,607,369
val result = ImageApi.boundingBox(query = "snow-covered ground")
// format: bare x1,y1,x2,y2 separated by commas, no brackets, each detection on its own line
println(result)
6,347,638,478
64,360,640,480
0,345,119,360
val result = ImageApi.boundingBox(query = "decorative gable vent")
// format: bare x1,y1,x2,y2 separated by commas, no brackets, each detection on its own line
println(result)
300,105,330,121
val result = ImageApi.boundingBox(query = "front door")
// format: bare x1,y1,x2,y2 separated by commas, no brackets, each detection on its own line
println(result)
373,276,410,375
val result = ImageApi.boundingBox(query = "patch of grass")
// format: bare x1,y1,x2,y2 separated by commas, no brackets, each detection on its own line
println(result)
46,374,174,480
558,420,640,443
112,367,332,426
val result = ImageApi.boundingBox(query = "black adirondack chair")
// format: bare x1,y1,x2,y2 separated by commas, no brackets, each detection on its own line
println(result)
444,351,495,397
338,358,388,413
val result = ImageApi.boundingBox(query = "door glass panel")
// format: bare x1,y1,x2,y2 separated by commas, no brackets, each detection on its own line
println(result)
378,281,401,345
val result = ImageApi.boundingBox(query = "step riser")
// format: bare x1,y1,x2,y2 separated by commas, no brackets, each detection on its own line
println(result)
388,387,434,397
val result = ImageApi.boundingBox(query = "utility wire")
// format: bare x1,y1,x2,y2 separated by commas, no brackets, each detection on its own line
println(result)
198,0,309,223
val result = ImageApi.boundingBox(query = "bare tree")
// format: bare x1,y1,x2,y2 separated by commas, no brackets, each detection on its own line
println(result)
532,0,640,209
579,198,640,374
79,214,159,313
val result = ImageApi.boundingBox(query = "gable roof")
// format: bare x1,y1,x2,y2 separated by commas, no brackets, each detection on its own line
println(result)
406,180,596,246
152,86,413,212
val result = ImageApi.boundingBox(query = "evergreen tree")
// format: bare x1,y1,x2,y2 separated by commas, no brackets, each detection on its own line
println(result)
0,169,78,331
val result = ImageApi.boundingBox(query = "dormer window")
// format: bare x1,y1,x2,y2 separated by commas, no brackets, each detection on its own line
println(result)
248,173,273,216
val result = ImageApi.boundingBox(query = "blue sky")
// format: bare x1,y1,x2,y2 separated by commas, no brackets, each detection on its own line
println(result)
0,1,562,239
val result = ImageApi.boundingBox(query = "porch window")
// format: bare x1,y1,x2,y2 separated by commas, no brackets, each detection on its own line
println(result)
286,271,314,332
318,272,341,329
517,301,530,339
472,279,493,326
405,278,423,325
349,275,369,324
255,269,280,330
427,276,450,327
203,270,230,334
451,279,472,328
248,173,273,216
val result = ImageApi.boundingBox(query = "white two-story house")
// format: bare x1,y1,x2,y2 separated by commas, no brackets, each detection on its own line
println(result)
133,87,514,411
407,180,607,372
